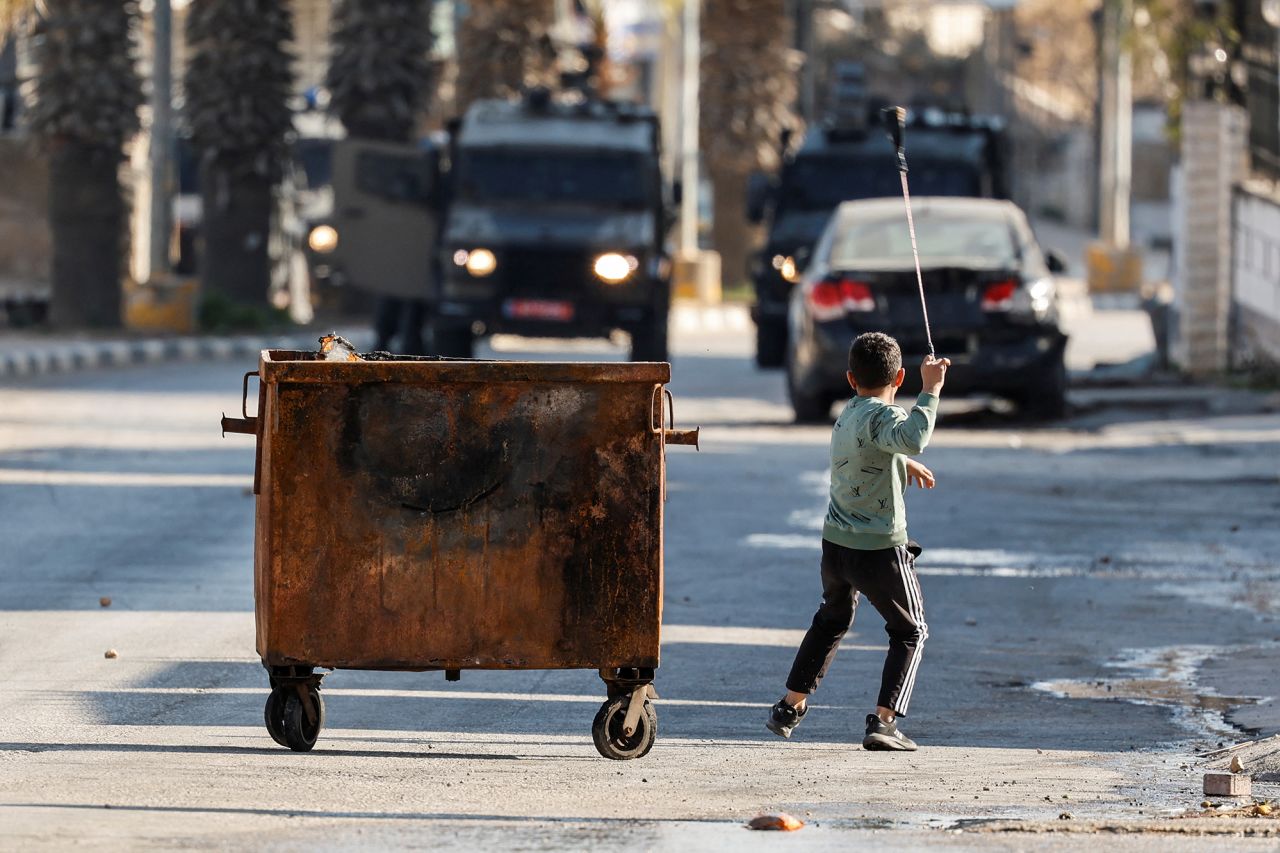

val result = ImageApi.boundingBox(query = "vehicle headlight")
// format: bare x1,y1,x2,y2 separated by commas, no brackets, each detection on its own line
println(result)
457,248,496,277
780,256,799,283
593,252,638,284
308,224,338,254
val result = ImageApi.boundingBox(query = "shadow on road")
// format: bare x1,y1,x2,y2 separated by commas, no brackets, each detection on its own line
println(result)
0,741,526,761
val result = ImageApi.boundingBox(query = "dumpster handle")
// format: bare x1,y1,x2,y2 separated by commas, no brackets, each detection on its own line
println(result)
242,371,260,419
651,385,699,450
649,386,676,434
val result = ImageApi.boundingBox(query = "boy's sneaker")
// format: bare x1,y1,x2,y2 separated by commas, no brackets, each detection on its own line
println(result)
765,699,807,738
862,713,917,751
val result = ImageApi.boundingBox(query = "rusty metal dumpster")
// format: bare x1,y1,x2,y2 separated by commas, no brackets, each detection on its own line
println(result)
221,349,697,759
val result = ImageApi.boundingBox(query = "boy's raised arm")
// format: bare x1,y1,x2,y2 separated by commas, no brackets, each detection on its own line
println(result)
870,396,938,455
869,356,949,456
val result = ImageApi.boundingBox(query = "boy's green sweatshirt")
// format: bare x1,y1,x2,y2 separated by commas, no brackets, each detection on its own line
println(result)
822,392,939,551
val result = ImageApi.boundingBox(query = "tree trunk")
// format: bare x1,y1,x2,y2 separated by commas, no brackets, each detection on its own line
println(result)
200,161,273,306
709,163,749,293
48,142,126,329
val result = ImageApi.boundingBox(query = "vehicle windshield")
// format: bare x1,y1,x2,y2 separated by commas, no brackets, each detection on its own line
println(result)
830,208,1018,268
781,158,981,210
457,150,651,206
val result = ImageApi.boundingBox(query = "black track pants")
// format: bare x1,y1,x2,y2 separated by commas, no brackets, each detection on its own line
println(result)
784,539,928,716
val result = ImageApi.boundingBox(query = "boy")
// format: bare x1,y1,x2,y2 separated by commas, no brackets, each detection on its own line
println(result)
767,332,949,751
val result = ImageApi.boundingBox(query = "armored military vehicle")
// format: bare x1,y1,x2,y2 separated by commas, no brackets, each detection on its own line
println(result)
749,107,1010,367
433,92,672,360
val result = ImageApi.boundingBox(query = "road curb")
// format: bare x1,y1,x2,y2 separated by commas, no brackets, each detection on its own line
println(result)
0,332,334,380
1,309,759,379
671,302,752,334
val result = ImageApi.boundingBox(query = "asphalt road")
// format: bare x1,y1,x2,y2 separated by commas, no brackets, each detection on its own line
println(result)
2,318,1279,851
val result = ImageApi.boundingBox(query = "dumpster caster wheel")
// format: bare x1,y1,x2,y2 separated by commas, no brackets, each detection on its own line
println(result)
281,686,325,752
591,696,656,760
264,687,289,747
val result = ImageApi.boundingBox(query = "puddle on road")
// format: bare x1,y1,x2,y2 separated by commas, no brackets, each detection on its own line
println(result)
1033,645,1267,742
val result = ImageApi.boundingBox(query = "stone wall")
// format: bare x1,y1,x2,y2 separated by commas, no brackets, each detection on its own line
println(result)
1172,101,1248,377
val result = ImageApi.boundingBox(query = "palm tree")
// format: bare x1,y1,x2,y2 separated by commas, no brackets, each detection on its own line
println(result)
326,0,434,352
184,0,294,308
24,1,144,328
453,0,556,113
326,0,432,143
700,0,799,294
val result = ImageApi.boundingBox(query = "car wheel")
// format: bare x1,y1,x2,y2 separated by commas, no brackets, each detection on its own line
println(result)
431,321,474,359
787,366,832,423
1021,354,1068,421
754,316,787,369
791,389,833,423
629,316,669,362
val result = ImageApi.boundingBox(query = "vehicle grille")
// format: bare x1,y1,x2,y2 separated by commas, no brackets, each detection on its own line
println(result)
502,248,594,297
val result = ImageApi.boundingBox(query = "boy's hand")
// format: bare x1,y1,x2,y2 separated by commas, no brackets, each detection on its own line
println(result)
921,355,951,396
905,459,936,490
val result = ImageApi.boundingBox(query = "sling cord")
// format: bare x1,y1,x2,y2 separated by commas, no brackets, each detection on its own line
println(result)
885,106,936,359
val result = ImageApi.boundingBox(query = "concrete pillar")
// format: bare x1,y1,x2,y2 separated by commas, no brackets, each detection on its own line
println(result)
1173,100,1248,377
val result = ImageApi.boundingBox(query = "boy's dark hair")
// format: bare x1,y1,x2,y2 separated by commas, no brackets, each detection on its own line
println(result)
848,332,902,388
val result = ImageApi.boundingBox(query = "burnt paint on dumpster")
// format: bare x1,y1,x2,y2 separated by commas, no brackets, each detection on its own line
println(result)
252,352,669,672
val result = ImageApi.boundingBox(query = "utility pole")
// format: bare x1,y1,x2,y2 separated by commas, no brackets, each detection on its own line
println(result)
1097,0,1132,249
679,0,699,260
148,0,173,280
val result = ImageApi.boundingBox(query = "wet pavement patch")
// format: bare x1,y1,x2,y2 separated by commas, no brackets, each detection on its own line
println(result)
1032,645,1269,742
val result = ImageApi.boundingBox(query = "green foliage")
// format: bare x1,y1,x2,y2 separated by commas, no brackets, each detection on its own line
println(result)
185,0,295,176
197,289,289,333
1134,0,1241,135
327,0,433,142
28,0,143,154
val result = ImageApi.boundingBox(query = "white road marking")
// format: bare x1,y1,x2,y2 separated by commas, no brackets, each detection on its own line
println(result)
664,623,881,651
0,469,251,488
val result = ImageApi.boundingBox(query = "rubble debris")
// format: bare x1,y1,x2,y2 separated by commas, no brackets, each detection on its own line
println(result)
1204,772,1251,797
1200,739,1255,759
99,597,111,608
1231,754,1245,774
104,649,118,659
318,333,362,363
1201,734,1280,781
1186,799,1278,820
747,813,804,831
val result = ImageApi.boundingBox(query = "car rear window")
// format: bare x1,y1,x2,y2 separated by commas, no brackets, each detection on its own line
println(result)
830,208,1017,268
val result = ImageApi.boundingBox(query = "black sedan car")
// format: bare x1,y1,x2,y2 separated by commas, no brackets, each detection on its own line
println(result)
785,197,1069,422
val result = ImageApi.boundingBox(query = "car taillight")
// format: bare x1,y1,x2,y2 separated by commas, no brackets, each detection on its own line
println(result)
808,278,875,321
838,279,875,312
981,279,1019,311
